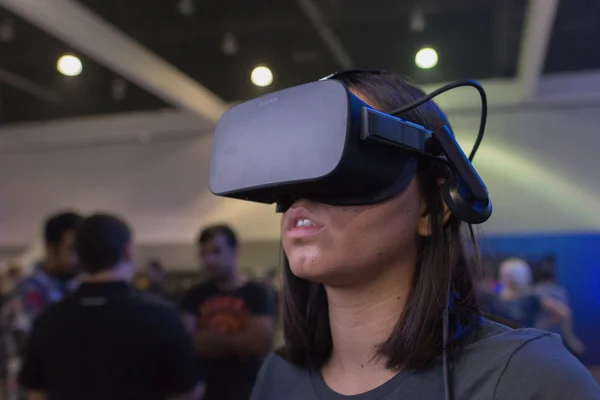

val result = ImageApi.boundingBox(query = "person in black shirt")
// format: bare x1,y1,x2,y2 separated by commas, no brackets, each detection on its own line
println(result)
181,225,275,400
19,214,204,400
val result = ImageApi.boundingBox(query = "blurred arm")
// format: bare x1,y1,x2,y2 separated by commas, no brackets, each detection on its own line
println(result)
170,382,206,400
194,284,275,356
194,315,274,356
26,392,48,400
182,311,228,358
539,296,570,326
182,312,197,335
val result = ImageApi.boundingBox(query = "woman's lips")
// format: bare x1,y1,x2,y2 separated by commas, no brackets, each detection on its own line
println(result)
283,206,324,238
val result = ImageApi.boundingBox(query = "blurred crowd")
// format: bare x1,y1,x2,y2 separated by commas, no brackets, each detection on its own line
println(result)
477,256,584,357
0,211,584,400
0,211,281,400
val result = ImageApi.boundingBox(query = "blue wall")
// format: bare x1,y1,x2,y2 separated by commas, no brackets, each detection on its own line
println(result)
483,233,600,366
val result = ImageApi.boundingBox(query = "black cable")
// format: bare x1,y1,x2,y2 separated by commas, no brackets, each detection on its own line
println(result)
388,81,490,400
388,80,488,162
442,291,452,400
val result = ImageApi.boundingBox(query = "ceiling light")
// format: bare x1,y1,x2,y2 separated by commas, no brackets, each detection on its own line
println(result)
57,55,82,76
251,66,273,87
221,32,238,56
415,47,438,69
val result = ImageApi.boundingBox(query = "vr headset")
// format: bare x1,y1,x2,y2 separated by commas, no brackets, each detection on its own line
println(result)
208,70,492,224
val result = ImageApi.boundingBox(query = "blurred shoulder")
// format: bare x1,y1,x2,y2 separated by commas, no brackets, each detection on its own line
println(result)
259,352,307,378
251,353,312,400
464,320,600,399
129,289,179,314
465,319,571,360
494,331,600,399
11,274,43,297
471,318,547,341
183,281,215,296
243,280,271,293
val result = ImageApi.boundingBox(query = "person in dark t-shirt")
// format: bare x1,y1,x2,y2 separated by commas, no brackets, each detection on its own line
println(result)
181,224,275,400
2,212,83,399
19,214,204,400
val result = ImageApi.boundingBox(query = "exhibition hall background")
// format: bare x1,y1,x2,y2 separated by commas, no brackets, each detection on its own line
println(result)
0,0,599,376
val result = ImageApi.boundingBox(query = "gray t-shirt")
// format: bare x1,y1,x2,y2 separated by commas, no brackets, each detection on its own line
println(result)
251,320,600,400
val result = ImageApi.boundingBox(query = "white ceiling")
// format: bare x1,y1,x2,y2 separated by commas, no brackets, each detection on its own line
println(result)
1,73,600,247
1,0,600,248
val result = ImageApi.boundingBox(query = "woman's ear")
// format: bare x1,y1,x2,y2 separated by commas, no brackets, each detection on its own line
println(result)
417,182,452,236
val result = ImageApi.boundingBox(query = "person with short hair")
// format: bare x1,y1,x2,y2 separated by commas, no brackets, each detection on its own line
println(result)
181,224,275,400
2,212,83,399
19,214,203,400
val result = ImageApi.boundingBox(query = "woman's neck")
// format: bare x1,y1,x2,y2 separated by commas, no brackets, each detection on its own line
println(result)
322,259,413,395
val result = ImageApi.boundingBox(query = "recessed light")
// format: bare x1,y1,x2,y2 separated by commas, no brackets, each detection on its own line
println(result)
251,66,273,87
57,55,83,76
415,47,438,69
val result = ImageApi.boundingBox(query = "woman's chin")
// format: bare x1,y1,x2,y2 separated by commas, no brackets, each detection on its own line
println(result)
288,259,346,285
286,247,353,284
288,256,329,282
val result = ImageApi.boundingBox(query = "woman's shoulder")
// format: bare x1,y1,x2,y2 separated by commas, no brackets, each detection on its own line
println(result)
457,319,600,399
259,352,307,377
251,353,314,400
471,317,568,350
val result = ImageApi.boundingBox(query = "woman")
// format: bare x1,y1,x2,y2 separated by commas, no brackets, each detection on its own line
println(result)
250,71,600,399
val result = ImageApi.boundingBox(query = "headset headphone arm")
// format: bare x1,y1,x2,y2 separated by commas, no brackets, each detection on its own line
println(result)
361,107,492,224
432,125,492,224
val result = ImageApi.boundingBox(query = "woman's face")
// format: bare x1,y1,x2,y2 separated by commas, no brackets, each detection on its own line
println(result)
281,177,426,287
281,89,430,287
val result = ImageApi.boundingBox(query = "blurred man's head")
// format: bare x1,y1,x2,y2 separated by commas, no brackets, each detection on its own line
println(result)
44,212,84,277
537,255,557,283
198,225,238,281
499,258,532,294
76,214,134,280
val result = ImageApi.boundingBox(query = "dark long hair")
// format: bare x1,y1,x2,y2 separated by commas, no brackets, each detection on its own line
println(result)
278,70,481,370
